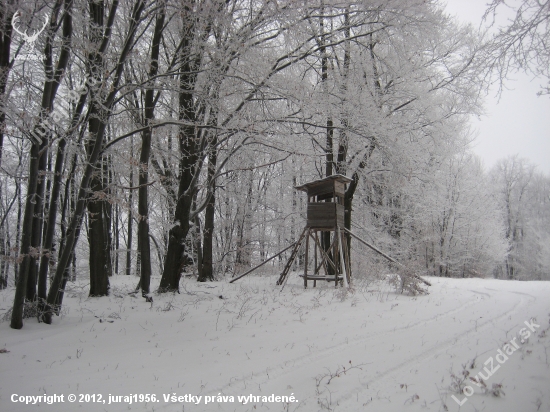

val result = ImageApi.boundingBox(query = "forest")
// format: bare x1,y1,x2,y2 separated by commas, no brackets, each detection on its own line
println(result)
0,0,549,330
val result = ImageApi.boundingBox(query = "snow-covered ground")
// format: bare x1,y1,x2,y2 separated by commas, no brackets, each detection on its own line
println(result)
1,274,549,412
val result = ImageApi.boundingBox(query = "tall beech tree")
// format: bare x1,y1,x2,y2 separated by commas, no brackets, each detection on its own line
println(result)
44,0,147,323
86,0,118,297
11,0,73,329
137,3,165,297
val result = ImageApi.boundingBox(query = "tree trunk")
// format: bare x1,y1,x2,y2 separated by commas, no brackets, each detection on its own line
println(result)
11,0,73,328
87,176,111,295
26,139,48,302
0,4,14,166
103,155,114,276
114,201,119,274
37,137,66,304
86,0,112,297
126,145,134,276
45,0,145,321
159,2,205,292
11,135,41,328
14,162,23,284
0,7,12,281
158,138,198,291
199,142,217,282
194,212,203,279
337,10,351,272
138,6,165,297
0,224,7,289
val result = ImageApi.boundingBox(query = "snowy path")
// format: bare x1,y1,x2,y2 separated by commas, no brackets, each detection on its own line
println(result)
203,280,547,412
1,276,549,412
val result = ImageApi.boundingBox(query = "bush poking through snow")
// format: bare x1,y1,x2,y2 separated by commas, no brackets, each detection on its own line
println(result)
1,299,63,323
387,271,429,295
315,361,370,410
404,393,420,404
449,363,471,394
490,383,505,397
315,360,369,387
449,362,506,398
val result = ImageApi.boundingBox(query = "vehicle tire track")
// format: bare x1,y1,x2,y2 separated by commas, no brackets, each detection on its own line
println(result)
204,289,527,402
332,293,531,410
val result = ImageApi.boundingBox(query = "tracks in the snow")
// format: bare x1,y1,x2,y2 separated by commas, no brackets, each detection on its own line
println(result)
201,288,530,411
333,292,531,410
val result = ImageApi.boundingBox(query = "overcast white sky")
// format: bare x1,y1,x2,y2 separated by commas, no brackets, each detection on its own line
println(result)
444,0,550,175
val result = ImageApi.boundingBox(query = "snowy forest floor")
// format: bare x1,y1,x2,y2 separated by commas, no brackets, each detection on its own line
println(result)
1,273,549,412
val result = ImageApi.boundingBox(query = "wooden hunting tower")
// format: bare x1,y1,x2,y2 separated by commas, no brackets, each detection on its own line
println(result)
232,176,431,290
276,174,352,288
297,175,349,229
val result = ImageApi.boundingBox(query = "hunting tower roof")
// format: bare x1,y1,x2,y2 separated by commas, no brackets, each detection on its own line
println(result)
294,174,352,192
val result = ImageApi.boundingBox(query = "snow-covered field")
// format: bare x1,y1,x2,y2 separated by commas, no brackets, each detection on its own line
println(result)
1,274,549,412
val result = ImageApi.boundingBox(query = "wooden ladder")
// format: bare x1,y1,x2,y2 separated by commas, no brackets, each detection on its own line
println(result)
276,227,308,285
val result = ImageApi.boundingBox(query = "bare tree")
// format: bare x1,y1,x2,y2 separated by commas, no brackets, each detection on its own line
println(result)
11,0,73,329
44,0,147,323
491,156,536,279
484,0,550,95
136,3,165,298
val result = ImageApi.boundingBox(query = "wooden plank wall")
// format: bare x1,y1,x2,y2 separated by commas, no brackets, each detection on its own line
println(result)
307,203,345,228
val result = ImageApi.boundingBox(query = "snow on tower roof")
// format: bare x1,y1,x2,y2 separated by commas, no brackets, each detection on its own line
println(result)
294,174,352,192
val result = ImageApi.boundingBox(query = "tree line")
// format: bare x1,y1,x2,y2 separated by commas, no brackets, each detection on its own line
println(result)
0,0,548,329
